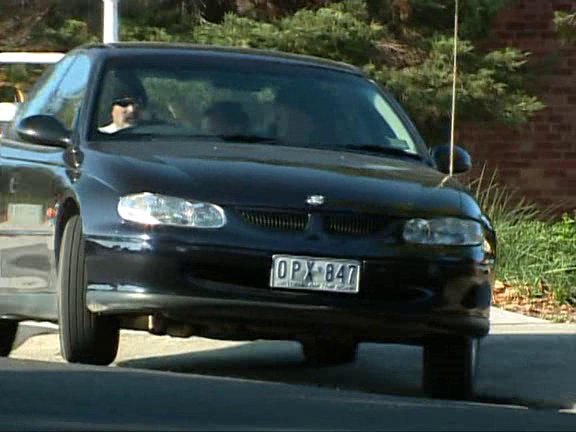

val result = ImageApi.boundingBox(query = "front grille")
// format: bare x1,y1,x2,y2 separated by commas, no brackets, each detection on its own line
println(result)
239,209,388,235
325,214,387,235
239,210,309,232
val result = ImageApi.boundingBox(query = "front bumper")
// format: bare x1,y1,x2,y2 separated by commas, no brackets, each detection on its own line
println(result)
84,234,494,340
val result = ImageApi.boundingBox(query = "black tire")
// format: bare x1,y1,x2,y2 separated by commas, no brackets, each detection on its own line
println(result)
422,336,479,400
302,339,358,366
0,320,18,357
57,215,119,365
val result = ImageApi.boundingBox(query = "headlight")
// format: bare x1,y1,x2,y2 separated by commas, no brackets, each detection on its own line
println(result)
118,193,226,228
403,218,483,246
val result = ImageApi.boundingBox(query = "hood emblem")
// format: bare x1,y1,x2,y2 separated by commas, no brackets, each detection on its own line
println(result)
306,195,325,206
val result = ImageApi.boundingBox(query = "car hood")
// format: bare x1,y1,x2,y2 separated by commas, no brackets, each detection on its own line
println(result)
86,141,479,218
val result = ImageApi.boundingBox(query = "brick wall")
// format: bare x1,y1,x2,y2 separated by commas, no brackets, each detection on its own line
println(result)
459,0,576,213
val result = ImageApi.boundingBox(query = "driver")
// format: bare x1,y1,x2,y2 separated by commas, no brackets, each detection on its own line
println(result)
99,96,143,134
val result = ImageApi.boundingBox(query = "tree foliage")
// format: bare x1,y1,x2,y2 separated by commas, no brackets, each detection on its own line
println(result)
189,1,543,142
0,0,546,144
29,19,99,50
370,39,544,138
193,6,386,65
555,11,576,45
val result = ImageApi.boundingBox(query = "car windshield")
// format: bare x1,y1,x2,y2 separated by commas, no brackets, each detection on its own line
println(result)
91,55,421,156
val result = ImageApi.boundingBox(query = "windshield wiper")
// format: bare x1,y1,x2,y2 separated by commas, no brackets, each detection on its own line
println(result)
102,131,158,140
98,131,280,143
168,133,279,143
216,134,279,144
341,144,423,160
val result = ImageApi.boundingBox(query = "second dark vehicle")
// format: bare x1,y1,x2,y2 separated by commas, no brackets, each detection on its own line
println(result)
0,43,496,400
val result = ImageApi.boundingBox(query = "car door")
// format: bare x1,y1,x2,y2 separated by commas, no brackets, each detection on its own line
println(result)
0,54,91,320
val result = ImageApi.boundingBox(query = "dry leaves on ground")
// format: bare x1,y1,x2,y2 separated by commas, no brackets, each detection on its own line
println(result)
493,281,576,323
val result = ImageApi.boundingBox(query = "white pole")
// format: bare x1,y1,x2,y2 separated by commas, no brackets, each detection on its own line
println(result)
103,0,120,43
0,52,64,64
449,0,459,177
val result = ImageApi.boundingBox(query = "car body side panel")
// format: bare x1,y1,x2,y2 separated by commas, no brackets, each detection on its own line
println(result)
0,138,69,319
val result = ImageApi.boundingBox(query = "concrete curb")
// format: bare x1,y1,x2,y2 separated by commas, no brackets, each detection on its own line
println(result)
490,307,549,324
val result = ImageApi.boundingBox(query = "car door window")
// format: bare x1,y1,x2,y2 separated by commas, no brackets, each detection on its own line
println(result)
48,55,91,130
16,55,76,123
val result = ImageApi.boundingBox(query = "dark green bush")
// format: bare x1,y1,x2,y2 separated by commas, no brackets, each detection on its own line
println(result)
471,169,576,305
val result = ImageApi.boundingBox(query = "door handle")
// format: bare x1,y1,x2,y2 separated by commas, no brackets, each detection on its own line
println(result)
8,176,20,194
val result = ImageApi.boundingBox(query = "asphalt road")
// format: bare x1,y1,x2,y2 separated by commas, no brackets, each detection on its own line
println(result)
7,312,576,430
3,353,576,432
2,355,576,432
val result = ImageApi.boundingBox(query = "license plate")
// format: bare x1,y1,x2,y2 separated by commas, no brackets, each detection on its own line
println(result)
270,255,360,294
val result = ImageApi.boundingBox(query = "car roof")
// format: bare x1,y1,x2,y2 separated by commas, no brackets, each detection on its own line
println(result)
80,42,363,76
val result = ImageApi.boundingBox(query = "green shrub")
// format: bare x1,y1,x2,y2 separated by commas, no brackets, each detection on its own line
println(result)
496,216,576,304
275,7,386,65
369,38,544,143
471,169,576,304
123,23,180,42
192,15,280,49
555,11,576,45
29,19,99,50
470,166,542,225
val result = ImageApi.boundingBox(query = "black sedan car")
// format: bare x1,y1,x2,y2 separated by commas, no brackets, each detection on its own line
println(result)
0,43,496,400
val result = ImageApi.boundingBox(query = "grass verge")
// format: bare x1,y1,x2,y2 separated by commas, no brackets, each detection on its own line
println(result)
470,168,576,320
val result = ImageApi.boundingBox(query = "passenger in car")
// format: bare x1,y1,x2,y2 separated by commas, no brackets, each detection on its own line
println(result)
274,89,318,145
204,101,250,136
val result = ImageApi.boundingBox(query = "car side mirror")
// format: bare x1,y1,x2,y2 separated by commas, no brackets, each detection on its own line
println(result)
431,144,472,175
16,115,71,148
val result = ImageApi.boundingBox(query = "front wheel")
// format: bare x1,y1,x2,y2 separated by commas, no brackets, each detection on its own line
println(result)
422,336,479,400
57,215,119,365
0,320,18,357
